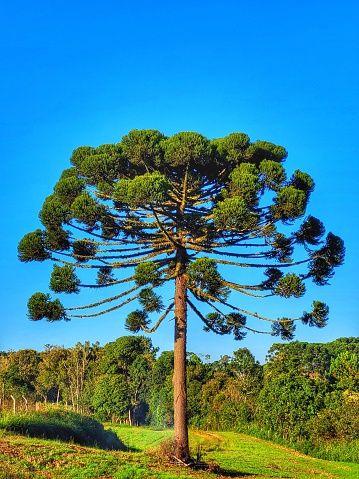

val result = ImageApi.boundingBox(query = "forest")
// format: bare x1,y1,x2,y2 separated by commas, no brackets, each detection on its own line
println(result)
1,336,358,459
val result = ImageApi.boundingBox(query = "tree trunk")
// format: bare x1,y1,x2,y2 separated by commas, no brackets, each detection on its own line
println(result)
173,273,190,462
10,395,16,414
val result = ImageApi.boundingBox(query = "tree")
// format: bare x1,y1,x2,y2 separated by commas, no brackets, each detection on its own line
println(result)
0,349,39,410
36,345,69,404
92,336,156,424
18,129,345,461
147,350,174,428
63,341,100,413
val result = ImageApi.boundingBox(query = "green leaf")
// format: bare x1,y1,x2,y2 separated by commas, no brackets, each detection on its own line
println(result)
203,312,247,340
18,230,51,262
72,239,96,262
274,274,306,298
44,227,70,251
27,292,66,321
27,292,51,320
162,131,212,167
50,264,80,294
214,196,258,231
70,146,96,169
259,159,286,191
271,320,296,340
289,170,315,197
96,266,115,285
125,310,150,333
267,233,293,263
261,268,283,289
318,232,345,267
54,176,85,206
187,257,229,301
80,145,123,185
229,163,261,206
246,140,287,163
294,215,325,246
301,301,329,328
134,262,161,287
271,186,307,221
39,195,70,229
121,129,165,168
113,172,169,206
138,288,163,313
71,192,101,226
212,132,250,164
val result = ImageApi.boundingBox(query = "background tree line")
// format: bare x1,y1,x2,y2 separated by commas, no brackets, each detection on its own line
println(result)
1,336,358,447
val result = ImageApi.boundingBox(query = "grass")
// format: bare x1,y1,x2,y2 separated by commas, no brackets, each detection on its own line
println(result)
1,418,359,478
0,410,123,450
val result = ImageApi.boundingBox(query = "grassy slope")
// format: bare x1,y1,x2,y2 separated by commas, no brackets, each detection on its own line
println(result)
1,426,359,479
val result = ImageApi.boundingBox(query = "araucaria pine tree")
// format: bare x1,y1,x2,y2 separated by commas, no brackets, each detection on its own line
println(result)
18,130,345,461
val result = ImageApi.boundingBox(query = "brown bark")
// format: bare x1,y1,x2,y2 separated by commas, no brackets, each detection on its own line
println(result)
173,272,190,462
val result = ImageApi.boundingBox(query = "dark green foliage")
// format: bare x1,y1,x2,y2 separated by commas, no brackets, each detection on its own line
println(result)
271,186,307,221
96,266,115,285
121,129,165,168
257,371,326,441
80,143,123,186
162,131,212,168
39,195,69,229
259,159,286,191
289,170,315,198
307,233,345,285
294,215,325,246
70,192,102,226
18,229,51,262
138,288,163,313
72,239,96,262
261,267,283,289
53,176,85,205
92,336,155,424
113,172,169,206
301,301,329,328
228,163,261,206
134,262,162,287
27,292,66,321
44,227,70,251
125,310,150,333
0,410,124,449
213,196,258,231
271,320,296,340
203,312,247,340
245,140,287,163
50,265,80,294
70,146,96,169
257,337,359,461
212,132,250,164
19,129,344,343
274,274,305,298
187,257,229,300
267,233,293,263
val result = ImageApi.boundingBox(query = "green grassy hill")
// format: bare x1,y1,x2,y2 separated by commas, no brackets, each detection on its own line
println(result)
1,425,359,479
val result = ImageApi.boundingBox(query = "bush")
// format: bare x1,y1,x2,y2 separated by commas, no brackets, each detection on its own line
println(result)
0,409,124,449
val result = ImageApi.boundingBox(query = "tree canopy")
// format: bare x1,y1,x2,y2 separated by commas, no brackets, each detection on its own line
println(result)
18,129,345,460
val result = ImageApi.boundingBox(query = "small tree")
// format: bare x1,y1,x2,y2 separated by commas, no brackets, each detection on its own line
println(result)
18,129,344,461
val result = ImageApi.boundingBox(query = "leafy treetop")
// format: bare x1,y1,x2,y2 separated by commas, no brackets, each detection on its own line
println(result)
18,129,345,340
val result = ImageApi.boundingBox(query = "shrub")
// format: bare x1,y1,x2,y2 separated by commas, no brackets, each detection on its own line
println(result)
0,409,124,449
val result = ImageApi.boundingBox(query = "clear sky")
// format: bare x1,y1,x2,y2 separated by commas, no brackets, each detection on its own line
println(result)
1,1,358,363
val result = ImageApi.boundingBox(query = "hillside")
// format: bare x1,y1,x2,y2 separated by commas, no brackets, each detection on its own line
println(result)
1,426,359,479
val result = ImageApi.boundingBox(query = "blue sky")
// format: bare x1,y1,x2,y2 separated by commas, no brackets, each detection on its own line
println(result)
1,1,358,363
